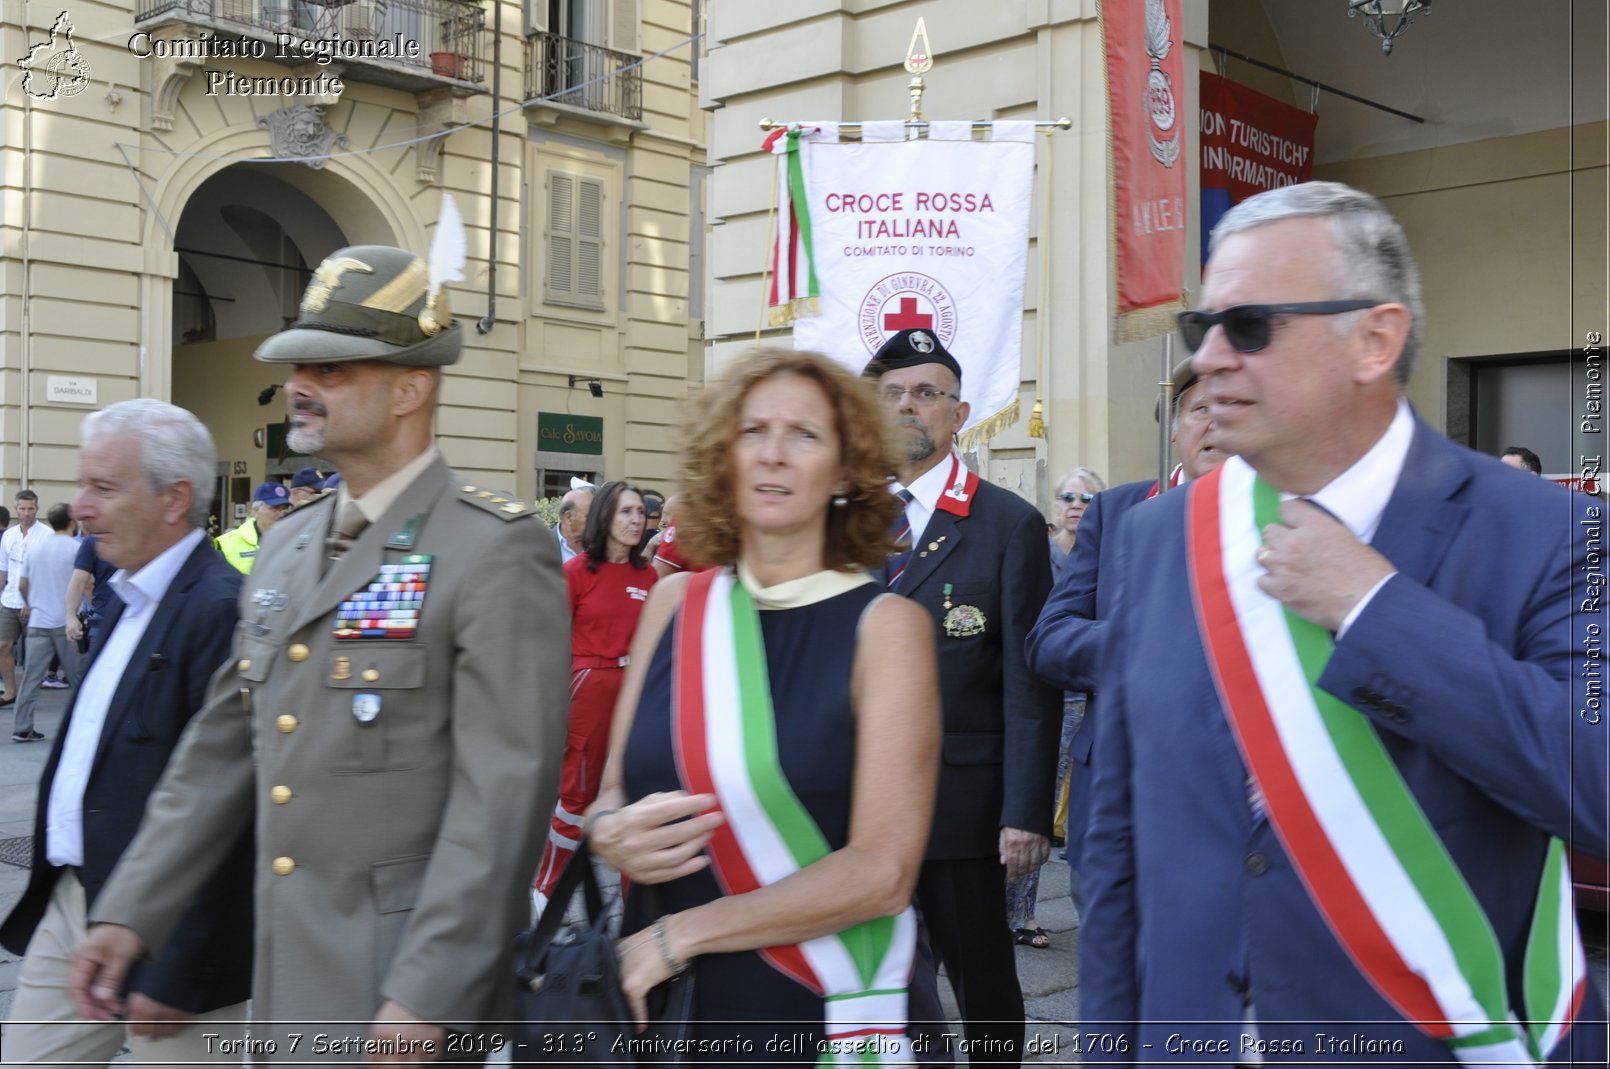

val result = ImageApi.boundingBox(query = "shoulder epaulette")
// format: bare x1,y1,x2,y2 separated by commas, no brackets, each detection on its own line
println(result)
456,483,534,521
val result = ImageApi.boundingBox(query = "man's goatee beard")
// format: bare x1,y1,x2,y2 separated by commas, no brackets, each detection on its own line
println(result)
906,434,937,464
287,426,325,456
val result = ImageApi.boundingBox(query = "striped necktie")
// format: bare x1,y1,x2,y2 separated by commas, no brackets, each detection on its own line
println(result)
887,489,915,588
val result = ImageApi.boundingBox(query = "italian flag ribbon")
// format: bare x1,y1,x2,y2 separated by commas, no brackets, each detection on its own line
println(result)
1185,458,1586,1064
673,568,916,1065
764,124,823,326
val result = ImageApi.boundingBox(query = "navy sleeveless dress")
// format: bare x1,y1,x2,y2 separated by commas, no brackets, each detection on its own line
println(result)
621,580,883,1063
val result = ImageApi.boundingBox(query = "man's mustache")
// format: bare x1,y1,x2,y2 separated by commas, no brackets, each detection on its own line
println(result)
292,400,327,418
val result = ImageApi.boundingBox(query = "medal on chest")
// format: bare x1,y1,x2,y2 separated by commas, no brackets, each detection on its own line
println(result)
334,554,432,640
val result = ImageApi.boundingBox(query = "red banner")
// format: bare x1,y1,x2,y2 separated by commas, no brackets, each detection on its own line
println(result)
1199,72,1319,254
1103,0,1187,341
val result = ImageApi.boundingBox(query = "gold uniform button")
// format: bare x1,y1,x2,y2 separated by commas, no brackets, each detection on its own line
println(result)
237,658,251,673
272,856,295,876
271,785,292,805
361,668,380,682
276,714,298,733
287,644,309,662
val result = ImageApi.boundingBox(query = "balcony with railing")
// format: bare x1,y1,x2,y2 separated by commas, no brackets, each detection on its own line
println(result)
524,31,642,123
134,0,487,92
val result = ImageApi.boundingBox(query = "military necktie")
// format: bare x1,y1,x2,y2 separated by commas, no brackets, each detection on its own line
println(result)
886,489,916,588
325,500,369,571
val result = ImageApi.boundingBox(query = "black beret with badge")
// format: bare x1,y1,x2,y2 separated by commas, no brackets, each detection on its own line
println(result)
256,195,467,368
862,328,964,385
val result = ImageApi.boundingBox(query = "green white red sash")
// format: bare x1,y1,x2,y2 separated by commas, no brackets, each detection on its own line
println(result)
673,568,915,1065
1186,458,1585,1064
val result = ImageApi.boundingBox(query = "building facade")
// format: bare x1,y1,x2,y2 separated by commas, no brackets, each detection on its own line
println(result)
1,0,706,529
700,0,1607,504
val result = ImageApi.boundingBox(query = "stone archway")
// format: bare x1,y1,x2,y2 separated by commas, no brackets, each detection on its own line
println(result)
166,164,401,535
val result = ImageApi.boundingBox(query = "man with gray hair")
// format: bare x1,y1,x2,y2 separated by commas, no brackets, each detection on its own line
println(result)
556,485,592,564
1,399,251,1064
1078,181,1605,1062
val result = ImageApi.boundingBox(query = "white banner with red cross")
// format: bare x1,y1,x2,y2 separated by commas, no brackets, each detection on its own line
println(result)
767,122,1036,443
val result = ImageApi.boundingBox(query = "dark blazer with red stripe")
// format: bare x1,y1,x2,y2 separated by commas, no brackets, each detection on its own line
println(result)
1078,419,1607,1064
893,476,1061,860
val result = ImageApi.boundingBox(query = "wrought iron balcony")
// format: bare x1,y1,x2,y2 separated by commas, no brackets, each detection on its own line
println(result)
524,31,641,122
133,0,487,92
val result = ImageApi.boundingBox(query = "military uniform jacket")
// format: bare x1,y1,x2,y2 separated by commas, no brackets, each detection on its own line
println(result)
92,456,570,1042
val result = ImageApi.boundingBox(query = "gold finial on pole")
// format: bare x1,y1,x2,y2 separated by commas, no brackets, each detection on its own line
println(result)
904,18,934,125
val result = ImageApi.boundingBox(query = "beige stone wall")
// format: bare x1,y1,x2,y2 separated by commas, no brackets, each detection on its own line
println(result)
1,0,704,508
1315,122,1609,425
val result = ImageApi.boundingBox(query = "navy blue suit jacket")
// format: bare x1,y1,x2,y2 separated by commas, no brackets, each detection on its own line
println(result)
1081,421,1607,1064
1025,478,1153,866
0,537,254,1013
894,476,1062,859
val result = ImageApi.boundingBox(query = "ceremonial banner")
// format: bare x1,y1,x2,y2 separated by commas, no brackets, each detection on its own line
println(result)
1103,0,1187,341
1200,72,1319,260
765,123,1035,444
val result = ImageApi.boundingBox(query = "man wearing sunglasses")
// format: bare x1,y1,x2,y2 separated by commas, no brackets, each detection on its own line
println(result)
864,328,1060,1065
1027,358,1226,904
1077,181,1605,1064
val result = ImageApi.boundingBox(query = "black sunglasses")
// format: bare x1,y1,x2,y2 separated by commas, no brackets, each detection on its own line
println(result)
1176,301,1378,354
1057,491,1095,504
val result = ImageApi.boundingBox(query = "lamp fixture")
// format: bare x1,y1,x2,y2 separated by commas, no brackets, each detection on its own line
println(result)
1348,0,1430,56
568,375,604,398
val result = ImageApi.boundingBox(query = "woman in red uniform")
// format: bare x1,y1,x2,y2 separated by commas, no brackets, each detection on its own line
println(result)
534,480,657,902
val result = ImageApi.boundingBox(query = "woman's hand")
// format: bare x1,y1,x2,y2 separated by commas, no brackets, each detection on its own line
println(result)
615,922,678,1028
589,791,723,884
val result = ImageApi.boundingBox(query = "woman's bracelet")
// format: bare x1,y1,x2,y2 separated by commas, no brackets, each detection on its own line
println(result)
653,916,689,976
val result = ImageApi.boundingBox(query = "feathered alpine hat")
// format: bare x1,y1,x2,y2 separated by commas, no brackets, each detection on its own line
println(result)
256,195,468,368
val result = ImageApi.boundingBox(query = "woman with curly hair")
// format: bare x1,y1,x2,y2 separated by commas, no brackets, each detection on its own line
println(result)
533,479,657,903
587,349,941,1063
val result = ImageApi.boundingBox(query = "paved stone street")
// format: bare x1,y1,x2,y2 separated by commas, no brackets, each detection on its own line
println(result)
5,684,1607,1066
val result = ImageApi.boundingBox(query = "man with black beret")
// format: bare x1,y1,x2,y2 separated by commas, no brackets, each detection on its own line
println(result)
71,244,570,1059
865,328,1061,1064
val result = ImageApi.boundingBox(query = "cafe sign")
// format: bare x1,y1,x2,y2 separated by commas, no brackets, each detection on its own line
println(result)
539,412,603,455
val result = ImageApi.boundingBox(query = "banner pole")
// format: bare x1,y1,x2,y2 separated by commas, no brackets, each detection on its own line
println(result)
1158,333,1175,492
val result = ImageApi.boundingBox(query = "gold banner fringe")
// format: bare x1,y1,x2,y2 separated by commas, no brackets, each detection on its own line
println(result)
1114,298,1186,344
765,296,822,328
956,398,1021,454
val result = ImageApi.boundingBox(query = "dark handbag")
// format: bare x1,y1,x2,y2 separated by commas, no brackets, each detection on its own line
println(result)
511,839,695,1064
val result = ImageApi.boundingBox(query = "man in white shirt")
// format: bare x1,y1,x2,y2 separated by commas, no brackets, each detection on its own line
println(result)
0,399,250,1064
557,485,592,563
1077,181,1605,1063
0,490,49,705
11,503,82,741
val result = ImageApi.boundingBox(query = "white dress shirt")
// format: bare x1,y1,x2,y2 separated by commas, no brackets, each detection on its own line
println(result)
45,528,206,867
891,450,967,548
1285,397,1415,637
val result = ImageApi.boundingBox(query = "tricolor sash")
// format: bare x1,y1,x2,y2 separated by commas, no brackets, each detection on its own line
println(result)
1185,459,1586,1065
673,568,917,1065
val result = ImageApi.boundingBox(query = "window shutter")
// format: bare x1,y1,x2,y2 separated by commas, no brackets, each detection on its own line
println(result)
544,170,607,311
609,0,638,53
576,178,604,306
526,0,547,35
546,172,575,302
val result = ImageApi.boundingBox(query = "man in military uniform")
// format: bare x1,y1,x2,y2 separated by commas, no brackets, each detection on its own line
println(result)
70,245,570,1058
215,481,291,574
